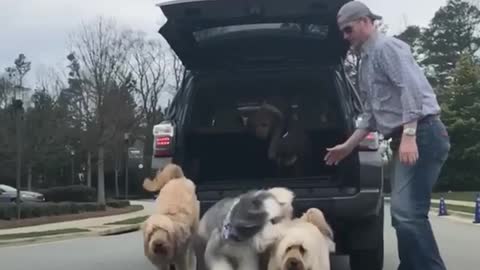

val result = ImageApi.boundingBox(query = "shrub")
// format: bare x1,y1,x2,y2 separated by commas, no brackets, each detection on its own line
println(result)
37,185,96,202
106,200,131,208
0,202,106,220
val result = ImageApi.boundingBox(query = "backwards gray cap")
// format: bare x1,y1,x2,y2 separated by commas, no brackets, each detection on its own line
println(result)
337,1,382,29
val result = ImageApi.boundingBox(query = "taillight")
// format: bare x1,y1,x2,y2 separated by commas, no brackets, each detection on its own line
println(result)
365,132,376,140
358,132,380,151
156,136,170,146
153,122,174,157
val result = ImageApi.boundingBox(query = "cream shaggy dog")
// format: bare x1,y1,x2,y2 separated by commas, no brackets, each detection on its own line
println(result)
142,163,200,270
267,208,335,270
196,187,295,270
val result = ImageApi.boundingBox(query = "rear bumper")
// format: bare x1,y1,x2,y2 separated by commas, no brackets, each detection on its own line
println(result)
199,188,382,219
151,157,173,170
292,188,383,220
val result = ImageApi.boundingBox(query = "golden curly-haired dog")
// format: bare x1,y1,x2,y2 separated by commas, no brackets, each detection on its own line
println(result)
267,208,334,270
142,163,200,270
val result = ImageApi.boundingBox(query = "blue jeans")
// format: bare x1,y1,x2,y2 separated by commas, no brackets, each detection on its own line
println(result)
389,116,450,270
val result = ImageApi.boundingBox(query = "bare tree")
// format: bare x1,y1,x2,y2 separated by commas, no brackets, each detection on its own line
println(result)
0,76,14,108
126,32,170,177
65,52,96,188
68,16,132,204
35,65,67,99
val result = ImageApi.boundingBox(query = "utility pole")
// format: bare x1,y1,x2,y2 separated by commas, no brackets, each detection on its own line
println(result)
124,133,130,200
13,98,24,220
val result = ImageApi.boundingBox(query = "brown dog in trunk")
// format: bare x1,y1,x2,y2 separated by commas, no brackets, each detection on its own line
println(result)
247,102,311,177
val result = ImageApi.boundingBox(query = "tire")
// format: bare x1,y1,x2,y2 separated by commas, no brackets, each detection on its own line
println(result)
349,200,384,270
349,238,384,270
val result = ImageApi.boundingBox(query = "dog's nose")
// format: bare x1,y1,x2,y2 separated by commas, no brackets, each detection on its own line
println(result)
286,258,304,270
153,243,166,254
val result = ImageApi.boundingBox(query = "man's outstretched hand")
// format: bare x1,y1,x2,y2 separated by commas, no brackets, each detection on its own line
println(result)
324,143,354,166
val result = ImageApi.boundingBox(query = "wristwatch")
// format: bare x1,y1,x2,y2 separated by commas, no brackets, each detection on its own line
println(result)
403,127,416,136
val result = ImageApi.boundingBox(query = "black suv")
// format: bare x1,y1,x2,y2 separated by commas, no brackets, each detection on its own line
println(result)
151,0,388,269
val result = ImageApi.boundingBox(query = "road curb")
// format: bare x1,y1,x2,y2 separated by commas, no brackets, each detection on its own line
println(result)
97,224,142,236
0,231,95,247
0,224,142,248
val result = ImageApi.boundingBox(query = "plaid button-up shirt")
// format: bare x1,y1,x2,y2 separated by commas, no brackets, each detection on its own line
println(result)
356,32,441,136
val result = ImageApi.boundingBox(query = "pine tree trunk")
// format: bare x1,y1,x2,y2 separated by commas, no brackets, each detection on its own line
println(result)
27,164,33,191
114,157,119,198
97,147,106,205
87,151,92,187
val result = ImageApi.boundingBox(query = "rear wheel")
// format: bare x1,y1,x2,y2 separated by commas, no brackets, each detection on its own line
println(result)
10,198,21,203
349,201,384,270
349,238,384,270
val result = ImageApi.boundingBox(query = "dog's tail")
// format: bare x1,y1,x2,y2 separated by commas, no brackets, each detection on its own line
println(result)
142,163,185,192
300,208,333,240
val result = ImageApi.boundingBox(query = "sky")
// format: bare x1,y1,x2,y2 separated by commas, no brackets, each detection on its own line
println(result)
0,0,448,95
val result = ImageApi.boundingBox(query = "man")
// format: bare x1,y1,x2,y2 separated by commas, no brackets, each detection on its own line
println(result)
325,1,451,270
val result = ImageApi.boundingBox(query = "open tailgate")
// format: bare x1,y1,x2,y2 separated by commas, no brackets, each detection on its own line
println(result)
157,0,351,70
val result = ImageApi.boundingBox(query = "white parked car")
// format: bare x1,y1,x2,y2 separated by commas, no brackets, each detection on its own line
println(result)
0,184,45,203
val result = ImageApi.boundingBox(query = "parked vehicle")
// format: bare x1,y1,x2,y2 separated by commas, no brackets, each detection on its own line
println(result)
151,1,390,269
0,184,45,203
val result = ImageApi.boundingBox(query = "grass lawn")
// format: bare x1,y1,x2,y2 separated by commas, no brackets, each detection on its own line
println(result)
105,215,149,225
0,228,89,240
431,192,480,202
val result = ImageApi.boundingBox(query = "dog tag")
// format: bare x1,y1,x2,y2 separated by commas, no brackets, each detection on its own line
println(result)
222,224,232,240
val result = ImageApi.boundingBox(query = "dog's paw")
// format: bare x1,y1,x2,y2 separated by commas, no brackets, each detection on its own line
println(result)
207,258,235,270
327,238,336,253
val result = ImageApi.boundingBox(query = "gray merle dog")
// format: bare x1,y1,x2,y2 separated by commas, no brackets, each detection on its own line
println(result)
195,187,294,270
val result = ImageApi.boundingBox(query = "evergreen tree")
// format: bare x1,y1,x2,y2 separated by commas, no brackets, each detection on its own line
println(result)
440,54,480,190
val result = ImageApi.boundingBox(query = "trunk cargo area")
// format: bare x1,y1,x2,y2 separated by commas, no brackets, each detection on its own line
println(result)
182,70,357,188
186,129,342,177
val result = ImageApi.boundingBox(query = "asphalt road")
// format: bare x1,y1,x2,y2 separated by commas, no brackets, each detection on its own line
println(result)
1,204,478,270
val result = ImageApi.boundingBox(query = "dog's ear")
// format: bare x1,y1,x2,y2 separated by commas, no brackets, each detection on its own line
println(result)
171,223,192,252
143,220,156,242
